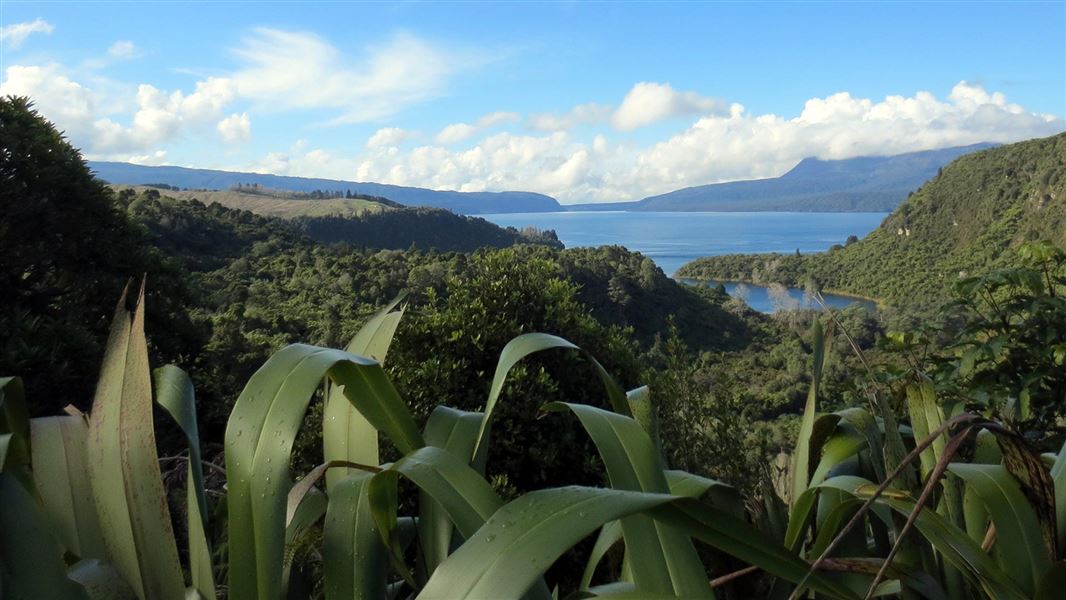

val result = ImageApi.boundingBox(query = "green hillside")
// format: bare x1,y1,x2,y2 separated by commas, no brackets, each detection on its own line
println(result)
117,186,561,254
112,184,394,218
678,133,1066,308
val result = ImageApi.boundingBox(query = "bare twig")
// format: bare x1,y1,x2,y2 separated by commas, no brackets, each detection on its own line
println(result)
863,425,974,599
710,565,759,588
981,523,997,552
813,292,876,383
788,412,981,600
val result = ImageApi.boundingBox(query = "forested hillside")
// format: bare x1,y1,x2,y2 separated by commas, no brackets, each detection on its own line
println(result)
122,185,561,254
294,209,562,252
678,133,1066,309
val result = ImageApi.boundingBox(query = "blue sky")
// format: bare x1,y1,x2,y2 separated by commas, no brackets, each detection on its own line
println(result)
2,1,1064,202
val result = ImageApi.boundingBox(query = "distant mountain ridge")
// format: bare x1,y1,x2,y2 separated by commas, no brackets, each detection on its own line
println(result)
88,162,562,214
676,133,1066,308
91,143,993,216
568,143,997,212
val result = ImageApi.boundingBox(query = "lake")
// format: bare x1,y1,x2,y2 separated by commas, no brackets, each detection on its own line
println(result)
680,279,877,313
481,211,888,312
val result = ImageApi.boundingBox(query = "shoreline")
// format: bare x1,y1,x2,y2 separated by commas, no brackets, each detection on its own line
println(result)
675,276,884,307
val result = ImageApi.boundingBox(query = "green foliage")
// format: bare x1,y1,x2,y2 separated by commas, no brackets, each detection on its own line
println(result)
3,288,857,600
387,248,642,493
8,279,1066,600
554,245,751,350
295,208,562,252
678,133,1066,310
876,242,1066,442
0,97,199,416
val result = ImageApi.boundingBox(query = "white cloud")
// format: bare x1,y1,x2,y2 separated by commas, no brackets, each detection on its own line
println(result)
0,64,238,154
367,127,417,148
107,40,137,59
229,28,480,124
611,82,728,131
435,111,519,144
435,123,477,145
477,111,520,128
528,83,725,132
128,150,168,166
1,18,53,49
259,81,1061,203
528,103,612,131
179,77,236,121
245,131,601,200
217,112,251,143
0,25,481,157
0,64,95,126
618,81,1062,198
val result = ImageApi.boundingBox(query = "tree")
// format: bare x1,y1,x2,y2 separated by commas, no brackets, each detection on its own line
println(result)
0,97,197,415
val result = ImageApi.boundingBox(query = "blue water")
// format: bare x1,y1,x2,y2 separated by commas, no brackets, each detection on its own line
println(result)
681,279,877,313
481,211,887,312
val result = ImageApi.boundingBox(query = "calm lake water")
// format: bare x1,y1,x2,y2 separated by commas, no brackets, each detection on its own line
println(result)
481,211,888,312
680,279,877,313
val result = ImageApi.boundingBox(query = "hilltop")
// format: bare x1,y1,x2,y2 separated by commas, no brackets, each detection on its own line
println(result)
89,161,563,214
119,186,561,254
570,143,995,212
677,133,1066,308
111,184,398,219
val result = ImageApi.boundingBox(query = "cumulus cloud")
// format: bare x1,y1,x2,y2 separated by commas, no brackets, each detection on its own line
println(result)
528,103,612,132
434,123,476,145
367,127,417,148
107,40,137,59
0,64,96,127
128,150,169,166
435,111,519,144
360,131,594,196
611,82,728,131
229,28,481,124
217,112,251,143
0,63,237,154
243,131,595,199
258,81,1061,203
1,18,53,49
619,82,1063,196
528,83,725,132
